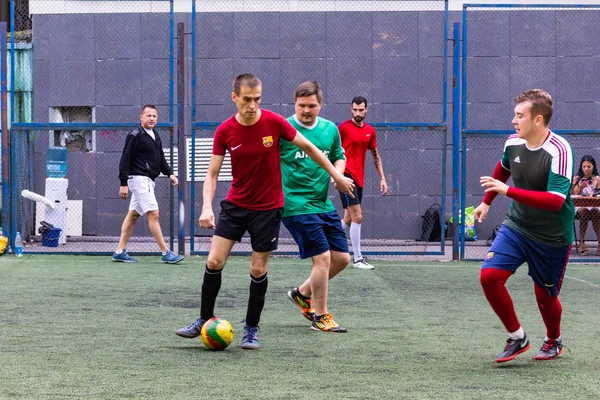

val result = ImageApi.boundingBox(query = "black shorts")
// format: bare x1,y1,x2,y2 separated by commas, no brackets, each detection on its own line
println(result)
214,200,283,252
339,173,363,208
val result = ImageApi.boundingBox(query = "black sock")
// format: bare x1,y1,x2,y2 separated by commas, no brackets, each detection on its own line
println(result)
200,265,222,320
245,273,268,327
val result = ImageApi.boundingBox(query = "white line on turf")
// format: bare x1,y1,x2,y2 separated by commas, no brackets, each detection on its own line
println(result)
564,275,600,288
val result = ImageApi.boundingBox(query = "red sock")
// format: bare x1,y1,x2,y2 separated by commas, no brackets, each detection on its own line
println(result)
480,268,521,333
534,284,562,340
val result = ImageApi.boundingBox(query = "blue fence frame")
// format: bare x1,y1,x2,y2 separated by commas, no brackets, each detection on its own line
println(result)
2,1,456,258
1,0,176,254
190,0,450,256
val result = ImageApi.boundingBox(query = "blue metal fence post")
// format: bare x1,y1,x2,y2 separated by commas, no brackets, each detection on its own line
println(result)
168,0,175,252
190,0,197,253
460,8,469,260
177,22,186,255
439,0,449,254
1,21,10,246
9,0,13,125
452,22,461,261
9,1,15,248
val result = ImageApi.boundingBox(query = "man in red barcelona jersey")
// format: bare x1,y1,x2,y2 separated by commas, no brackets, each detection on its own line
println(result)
474,89,574,363
338,96,388,270
175,74,355,349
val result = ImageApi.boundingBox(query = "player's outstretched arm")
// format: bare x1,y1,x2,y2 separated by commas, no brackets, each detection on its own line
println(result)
481,175,565,212
333,159,345,175
330,159,346,189
474,203,490,223
291,132,355,197
370,148,388,195
200,155,224,229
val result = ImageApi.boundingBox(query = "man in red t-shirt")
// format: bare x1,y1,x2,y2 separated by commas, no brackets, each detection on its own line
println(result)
176,74,354,349
338,96,388,270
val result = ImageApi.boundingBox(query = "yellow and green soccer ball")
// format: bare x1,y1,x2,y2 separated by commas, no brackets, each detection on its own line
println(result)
200,317,234,350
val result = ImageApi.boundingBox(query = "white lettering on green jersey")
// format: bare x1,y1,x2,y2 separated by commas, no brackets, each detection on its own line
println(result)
281,116,345,217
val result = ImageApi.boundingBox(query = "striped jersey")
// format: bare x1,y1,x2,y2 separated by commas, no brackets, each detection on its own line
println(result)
500,131,575,247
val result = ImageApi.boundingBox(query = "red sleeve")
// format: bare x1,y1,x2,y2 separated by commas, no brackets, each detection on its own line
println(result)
280,116,297,142
506,187,565,211
212,124,227,156
482,161,512,205
368,125,377,150
338,122,347,146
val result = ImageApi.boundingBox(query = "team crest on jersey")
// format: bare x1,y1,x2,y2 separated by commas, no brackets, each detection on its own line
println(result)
485,251,494,260
262,136,274,147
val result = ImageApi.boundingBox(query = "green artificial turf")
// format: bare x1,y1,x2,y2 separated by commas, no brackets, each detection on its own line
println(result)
1,255,599,399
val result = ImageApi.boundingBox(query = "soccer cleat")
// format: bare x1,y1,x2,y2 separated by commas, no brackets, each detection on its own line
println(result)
287,287,315,321
112,249,138,263
175,317,207,338
311,313,348,333
495,334,531,363
534,338,563,360
240,325,260,349
353,257,374,270
162,250,184,264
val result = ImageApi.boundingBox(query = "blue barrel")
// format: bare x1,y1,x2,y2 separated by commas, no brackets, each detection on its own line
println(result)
46,146,68,178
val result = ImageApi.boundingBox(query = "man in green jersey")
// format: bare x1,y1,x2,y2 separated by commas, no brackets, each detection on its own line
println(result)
474,89,574,363
281,81,351,332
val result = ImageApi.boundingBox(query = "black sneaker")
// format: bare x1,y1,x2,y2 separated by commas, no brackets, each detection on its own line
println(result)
495,334,530,363
175,317,207,338
534,338,563,360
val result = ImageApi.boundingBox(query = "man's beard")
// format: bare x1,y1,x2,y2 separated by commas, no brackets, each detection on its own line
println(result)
353,116,364,123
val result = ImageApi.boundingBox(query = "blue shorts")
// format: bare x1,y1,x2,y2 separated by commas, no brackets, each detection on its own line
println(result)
282,211,349,259
482,225,571,296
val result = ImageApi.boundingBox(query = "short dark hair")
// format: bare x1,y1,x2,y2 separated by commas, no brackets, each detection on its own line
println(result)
514,89,553,126
233,74,262,95
141,104,157,114
351,96,368,107
294,81,323,103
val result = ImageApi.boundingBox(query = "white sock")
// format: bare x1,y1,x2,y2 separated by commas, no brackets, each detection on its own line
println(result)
341,221,350,234
350,223,362,262
545,335,561,342
115,249,123,254
508,327,525,340
162,250,168,255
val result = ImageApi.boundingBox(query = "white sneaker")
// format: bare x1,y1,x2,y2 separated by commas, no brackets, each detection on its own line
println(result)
353,258,374,270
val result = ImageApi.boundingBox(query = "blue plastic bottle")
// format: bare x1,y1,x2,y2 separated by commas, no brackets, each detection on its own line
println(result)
15,232,23,257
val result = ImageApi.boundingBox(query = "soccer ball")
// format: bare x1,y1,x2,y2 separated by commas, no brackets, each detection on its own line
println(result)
200,317,234,350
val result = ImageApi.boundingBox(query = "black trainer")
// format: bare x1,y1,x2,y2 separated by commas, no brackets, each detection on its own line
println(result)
496,333,530,363
175,317,207,338
534,338,563,360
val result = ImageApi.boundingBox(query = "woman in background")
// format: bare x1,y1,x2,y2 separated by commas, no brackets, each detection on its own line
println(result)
572,155,600,255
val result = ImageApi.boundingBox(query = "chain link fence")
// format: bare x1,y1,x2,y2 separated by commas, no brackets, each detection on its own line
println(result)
191,0,450,256
5,0,451,256
5,0,176,254
189,125,447,256
12,128,180,253
462,4,600,261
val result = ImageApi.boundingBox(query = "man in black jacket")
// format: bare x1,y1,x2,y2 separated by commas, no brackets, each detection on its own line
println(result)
112,105,183,264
